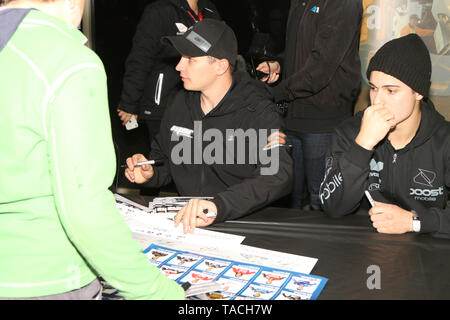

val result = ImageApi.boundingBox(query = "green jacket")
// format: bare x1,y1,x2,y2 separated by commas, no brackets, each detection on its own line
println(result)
0,8,183,299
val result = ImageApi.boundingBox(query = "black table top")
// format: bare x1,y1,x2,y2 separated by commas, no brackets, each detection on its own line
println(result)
123,194,450,300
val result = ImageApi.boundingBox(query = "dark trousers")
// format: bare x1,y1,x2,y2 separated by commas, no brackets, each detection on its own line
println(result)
286,131,332,210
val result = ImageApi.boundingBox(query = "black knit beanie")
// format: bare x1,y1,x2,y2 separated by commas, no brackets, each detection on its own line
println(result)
366,34,432,97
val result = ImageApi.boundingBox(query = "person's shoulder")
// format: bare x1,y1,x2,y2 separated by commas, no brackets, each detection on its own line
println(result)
335,111,363,137
235,72,274,107
141,0,180,18
165,89,189,112
435,116,450,144
146,0,184,12
234,72,285,126
423,99,450,137
19,11,105,76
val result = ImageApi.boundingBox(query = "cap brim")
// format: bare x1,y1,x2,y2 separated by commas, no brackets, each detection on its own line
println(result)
162,35,207,58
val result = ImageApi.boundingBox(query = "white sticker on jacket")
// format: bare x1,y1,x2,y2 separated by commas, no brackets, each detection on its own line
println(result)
171,125,193,138
175,23,188,34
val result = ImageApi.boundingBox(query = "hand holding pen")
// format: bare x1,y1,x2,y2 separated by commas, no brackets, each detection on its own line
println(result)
123,154,162,184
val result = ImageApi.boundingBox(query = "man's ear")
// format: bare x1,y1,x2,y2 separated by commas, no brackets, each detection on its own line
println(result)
415,92,424,102
216,58,230,76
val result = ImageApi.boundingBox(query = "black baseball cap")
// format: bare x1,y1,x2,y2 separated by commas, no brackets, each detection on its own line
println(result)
163,19,237,66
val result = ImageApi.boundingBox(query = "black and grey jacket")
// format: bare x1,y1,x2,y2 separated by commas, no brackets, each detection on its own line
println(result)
143,71,293,223
271,0,363,133
320,99,450,238
118,0,220,120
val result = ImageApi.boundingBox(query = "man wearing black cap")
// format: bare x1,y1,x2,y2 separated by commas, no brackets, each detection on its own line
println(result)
124,19,293,233
319,34,450,238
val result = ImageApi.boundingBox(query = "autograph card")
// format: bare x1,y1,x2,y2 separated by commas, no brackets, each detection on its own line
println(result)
144,244,328,300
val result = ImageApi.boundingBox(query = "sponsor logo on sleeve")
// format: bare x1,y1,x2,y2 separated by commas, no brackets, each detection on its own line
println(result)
319,172,343,204
369,159,384,178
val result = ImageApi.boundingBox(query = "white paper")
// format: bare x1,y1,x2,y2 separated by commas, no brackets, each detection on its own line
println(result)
116,194,318,275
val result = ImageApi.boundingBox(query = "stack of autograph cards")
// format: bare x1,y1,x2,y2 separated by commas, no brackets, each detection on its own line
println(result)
146,244,327,300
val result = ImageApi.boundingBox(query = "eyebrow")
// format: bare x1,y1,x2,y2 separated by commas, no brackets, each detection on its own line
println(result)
368,82,401,88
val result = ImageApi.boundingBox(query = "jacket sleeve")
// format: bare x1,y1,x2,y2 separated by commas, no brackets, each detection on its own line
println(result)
211,105,294,222
271,0,363,102
140,95,176,189
140,133,174,188
118,4,167,114
320,125,374,217
419,139,450,238
46,61,183,300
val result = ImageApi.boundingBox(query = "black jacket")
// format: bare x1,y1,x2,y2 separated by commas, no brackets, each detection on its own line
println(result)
143,71,293,223
272,0,363,133
320,99,450,238
118,0,220,120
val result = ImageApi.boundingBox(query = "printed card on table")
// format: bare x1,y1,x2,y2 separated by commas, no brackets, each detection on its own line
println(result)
143,244,328,300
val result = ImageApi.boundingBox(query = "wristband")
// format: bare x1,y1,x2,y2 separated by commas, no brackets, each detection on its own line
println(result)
411,210,421,233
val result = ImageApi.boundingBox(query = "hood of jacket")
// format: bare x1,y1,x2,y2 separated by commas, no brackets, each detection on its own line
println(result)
411,98,447,147
0,8,32,53
185,71,275,119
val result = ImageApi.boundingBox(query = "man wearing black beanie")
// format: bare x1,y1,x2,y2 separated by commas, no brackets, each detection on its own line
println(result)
320,34,450,238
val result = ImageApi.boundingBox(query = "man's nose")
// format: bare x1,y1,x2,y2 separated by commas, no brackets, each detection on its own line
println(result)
176,57,187,71
372,89,384,105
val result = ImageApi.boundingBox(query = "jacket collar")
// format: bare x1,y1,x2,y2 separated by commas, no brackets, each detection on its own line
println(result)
186,71,273,119
168,0,214,13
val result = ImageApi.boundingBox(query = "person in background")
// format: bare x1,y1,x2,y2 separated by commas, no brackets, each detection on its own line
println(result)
117,0,220,148
400,14,434,38
320,34,450,238
0,0,184,299
256,0,363,211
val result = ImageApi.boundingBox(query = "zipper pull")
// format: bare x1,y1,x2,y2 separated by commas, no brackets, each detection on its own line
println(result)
392,153,397,164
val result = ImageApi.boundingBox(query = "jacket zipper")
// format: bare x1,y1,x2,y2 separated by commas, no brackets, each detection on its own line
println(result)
391,152,398,202
154,73,163,106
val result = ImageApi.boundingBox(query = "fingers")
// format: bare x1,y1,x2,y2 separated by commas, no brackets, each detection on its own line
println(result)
177,200,195,234
370,209,394,233
259,72,280,84
124,168,134,183
174,200,217,234
124,154,148,183
368,105,396,123
117,109,134,126
256,62,269,73
256,61,281,83
174,206,185,228
368,202,409,234
188,199,199,233
357,105,396,150
124,157,135,182
266,72,280,84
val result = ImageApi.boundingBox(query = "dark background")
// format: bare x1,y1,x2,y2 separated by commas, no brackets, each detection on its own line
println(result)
92,0,291,193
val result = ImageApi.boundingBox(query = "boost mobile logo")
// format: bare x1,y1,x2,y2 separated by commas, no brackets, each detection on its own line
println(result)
319,172,343,203
413,169,436,187
410,187,444,197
